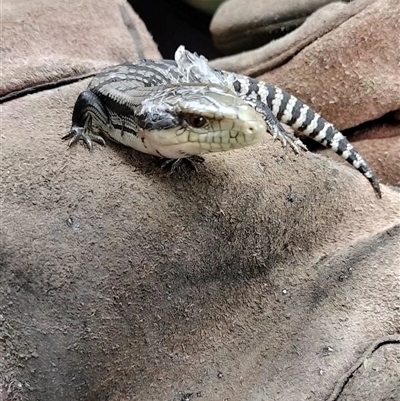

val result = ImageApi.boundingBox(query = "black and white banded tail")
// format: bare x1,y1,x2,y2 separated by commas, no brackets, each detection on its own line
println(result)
231,75,381,198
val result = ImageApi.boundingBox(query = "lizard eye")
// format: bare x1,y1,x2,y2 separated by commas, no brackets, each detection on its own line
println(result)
184,115,208,128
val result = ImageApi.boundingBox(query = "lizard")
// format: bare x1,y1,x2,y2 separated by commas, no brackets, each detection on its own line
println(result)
63,46,381,198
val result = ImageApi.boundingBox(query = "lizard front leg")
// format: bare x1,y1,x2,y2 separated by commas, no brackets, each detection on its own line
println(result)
159,155,205,173
254,101,308,154
62,91,108,151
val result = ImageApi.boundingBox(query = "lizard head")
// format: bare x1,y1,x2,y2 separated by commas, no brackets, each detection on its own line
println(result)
136,83,266,159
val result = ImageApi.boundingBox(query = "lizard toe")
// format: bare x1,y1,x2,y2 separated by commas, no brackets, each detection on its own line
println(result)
62,127,105,151
160,156,205,173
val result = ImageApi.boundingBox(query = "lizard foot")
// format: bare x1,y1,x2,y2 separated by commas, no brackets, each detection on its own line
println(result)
272,129,308,154
160,155,205,173
255,101,308,154
62,126,106,152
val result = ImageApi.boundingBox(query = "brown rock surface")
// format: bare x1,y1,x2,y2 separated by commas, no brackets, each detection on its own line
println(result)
1,1,399,400
2,76,400,401
210,0,349,55
1,0,160,97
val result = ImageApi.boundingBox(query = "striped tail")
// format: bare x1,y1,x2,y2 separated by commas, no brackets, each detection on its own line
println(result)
172,47,381,198
257,81,381,198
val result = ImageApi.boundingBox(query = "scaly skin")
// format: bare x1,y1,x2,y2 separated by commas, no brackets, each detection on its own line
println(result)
64,46,381,198
175,46,381,197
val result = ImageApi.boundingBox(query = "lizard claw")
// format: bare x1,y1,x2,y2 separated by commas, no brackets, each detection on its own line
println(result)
160,158,182,172
62,126,106,151
272,128,307,154
257,102,307,155
160,155,205,173
272,131,287,147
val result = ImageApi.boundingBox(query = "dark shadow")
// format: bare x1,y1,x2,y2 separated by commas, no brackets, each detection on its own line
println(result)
128,0,222,60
